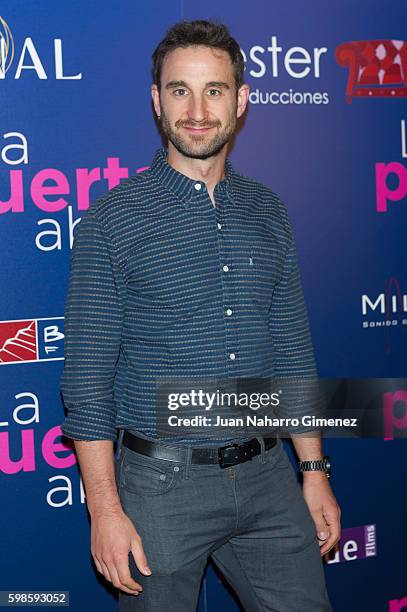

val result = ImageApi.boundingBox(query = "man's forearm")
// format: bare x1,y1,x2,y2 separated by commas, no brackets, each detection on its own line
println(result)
73,440,123,518
290,431,327,480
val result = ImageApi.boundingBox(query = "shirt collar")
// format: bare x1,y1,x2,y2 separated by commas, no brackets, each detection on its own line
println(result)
149,147,235,206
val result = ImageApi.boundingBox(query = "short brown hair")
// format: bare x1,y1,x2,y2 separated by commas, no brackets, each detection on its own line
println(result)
152,20,245,92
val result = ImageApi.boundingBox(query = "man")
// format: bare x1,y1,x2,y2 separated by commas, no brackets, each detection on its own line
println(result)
60,19,340,611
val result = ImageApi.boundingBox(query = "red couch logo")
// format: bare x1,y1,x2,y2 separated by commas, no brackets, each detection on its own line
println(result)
335,40,407,102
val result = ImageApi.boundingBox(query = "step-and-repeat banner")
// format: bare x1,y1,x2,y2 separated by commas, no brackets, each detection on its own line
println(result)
1,1,406,610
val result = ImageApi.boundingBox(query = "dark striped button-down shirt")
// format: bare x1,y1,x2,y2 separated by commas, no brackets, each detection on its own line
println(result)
60,147,317,444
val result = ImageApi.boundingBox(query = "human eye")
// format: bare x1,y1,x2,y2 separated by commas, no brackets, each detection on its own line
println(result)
173,88,188,96
207,89,221,97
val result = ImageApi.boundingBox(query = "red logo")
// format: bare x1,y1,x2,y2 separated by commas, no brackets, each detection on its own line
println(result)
335,40,407,102
0,320,37,363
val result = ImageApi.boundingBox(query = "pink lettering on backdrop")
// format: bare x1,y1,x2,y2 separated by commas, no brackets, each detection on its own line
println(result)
0,429,35,473
103,157,129,188
376,162,407,212
76,167,101,210
42,425,76,469
389,596,407,612
0,158,146,214
0,170,24,213
30,169,70,212
383,390,407,440
0,426,76,473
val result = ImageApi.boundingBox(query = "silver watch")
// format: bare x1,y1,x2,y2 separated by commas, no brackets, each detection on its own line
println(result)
298,455,331,479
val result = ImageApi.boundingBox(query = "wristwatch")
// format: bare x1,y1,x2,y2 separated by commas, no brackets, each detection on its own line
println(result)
298,455,331,479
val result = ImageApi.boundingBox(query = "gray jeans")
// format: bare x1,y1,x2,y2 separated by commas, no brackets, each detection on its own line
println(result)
114,433,333,611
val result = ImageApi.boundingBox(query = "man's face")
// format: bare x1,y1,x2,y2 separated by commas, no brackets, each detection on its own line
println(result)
152,45,249,160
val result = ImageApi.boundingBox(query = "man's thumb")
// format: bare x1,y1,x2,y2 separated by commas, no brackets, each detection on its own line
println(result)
317,528,329,540
131,544,152,575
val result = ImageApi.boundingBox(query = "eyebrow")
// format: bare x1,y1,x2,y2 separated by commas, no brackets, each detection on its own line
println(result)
165,80,231,90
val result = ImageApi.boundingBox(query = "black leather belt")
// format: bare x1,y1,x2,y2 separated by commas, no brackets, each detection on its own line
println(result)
121,430,278,469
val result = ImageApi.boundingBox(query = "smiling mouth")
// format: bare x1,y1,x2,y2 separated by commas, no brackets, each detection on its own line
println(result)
183,126,214,133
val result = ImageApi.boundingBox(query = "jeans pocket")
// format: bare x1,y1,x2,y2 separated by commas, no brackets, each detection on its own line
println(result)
121,448,183,497
264,439,289,470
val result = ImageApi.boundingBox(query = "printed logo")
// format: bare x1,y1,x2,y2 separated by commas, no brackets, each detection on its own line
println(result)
0,15,81,80
362,278,407,327
325,524,376,564
241,35,330,106
361,277,407,353
0,317,64,364
0,16,13,76
335,40,407,103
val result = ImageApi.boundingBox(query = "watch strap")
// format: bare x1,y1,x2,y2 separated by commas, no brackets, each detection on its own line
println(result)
298,455,331,479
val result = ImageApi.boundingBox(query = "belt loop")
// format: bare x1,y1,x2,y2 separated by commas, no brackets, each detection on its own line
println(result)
184,446,192,479
258,436,266,464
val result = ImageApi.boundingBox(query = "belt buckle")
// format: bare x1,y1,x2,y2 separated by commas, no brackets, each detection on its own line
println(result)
218,441,253,469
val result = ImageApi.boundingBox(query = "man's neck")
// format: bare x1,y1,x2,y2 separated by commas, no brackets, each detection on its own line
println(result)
166,143,227,205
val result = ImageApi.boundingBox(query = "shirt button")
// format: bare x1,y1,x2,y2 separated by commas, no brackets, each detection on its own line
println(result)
217,222,222,230
229,352,236,360
223,265,229,272
194,183,202,191
226,308,233,316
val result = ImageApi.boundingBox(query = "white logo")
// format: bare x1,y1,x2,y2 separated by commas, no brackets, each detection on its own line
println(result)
0,15,82,80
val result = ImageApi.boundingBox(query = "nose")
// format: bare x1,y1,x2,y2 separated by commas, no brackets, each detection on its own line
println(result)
187,94,208,124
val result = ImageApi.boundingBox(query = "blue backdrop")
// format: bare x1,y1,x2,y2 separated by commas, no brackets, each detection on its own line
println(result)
1,2,406,610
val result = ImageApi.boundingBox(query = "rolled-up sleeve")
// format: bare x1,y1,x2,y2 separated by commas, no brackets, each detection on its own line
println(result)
60,204,124,441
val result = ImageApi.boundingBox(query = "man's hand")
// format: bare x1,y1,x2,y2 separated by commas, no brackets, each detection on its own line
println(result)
301,473,341,556
91,510,152,595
